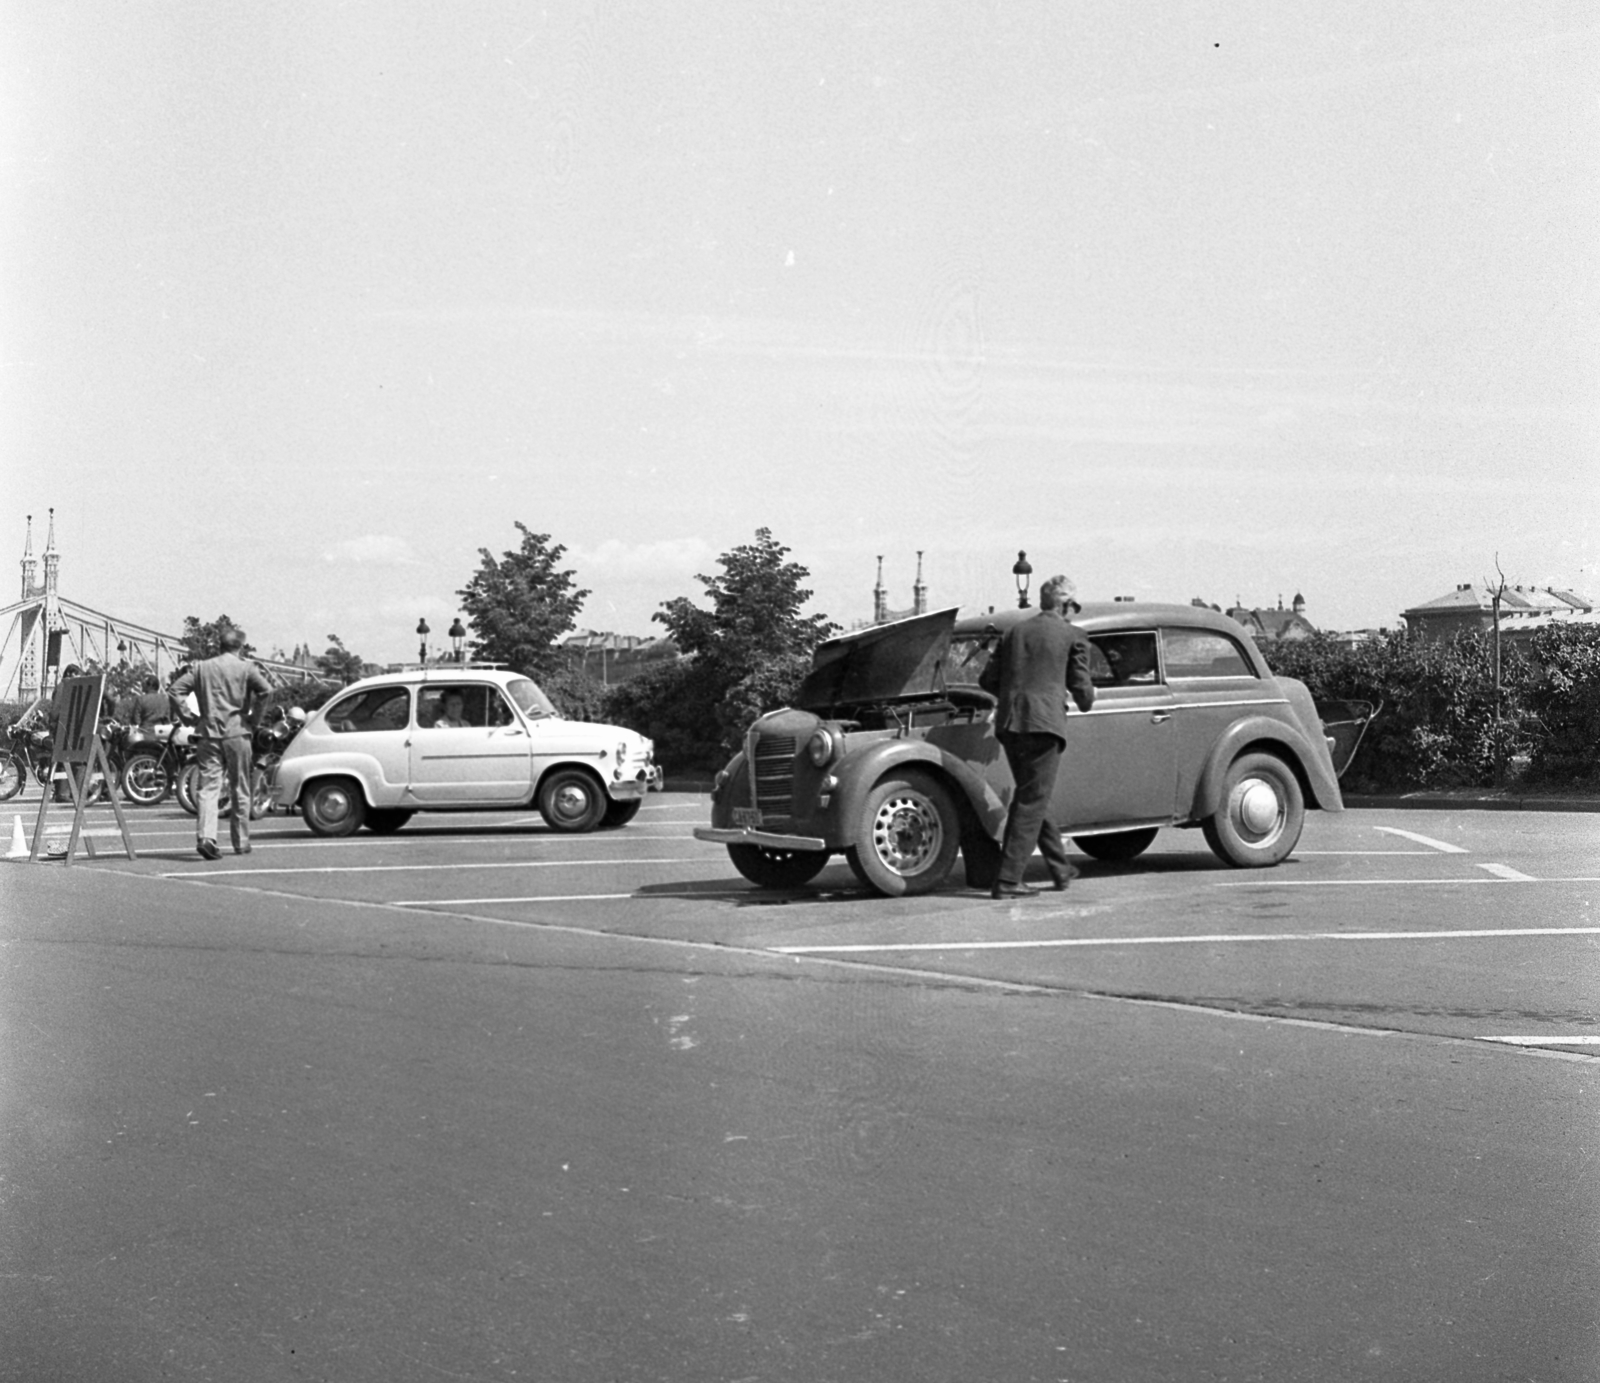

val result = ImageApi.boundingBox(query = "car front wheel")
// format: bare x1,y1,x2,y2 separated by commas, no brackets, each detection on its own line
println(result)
600,798,642,829
845,770,960,897
1201,752,1304,867
303,778,367,837
365,808,414,834
538,768,606,833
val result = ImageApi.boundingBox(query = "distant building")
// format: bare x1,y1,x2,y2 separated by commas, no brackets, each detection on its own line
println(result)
1400,584,1596,643
560,629,679,684
1212,592,1318,643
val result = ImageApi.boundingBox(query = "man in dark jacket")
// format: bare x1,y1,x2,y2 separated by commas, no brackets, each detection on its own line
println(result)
978,575,1095,898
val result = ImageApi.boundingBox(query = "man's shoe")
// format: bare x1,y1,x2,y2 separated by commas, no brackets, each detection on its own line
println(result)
1049,864,1080,891
990,881,1040,899
197,840,222,861
234,844,252,856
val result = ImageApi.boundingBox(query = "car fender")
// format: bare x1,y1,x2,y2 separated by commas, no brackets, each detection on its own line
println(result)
275,753,401,809
533,754,632,803
828,739,1007,842
1190,715,1343,818
706,750,750,828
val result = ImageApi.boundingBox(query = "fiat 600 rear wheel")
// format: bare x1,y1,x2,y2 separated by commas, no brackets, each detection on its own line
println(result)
1201,752,1304,867
846,771,960,897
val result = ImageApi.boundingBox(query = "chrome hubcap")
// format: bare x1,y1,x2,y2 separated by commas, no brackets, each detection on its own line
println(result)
871,792,943,875
319,787,353,821
554,783,590,818
1232,778,1283,842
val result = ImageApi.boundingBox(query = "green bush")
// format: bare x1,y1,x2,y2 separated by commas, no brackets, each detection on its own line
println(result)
1262,631,1538,790
1521,624,1600,787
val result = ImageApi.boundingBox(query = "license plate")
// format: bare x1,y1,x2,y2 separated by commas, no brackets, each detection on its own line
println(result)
732,807,763,828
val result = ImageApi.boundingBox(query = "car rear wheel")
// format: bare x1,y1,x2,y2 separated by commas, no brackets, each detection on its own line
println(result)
1201,752,1304,867
538,768,606,833
303,777,367,837
600,798,642,829
365,808,414,834
728,843,830,888
845,770,960,897
1072,827,1159,862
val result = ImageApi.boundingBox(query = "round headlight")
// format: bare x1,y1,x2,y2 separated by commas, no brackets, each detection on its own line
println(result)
807,728,837,767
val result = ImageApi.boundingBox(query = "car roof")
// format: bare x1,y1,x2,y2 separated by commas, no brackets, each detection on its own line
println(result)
331,666,526,693
953,602,1255,638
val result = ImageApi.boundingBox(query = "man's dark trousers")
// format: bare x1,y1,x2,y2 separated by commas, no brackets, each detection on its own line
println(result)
997,729,1073,885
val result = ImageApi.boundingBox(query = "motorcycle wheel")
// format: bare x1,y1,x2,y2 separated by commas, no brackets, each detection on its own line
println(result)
0,753,24,802
177,763,233,818
120,752,172,807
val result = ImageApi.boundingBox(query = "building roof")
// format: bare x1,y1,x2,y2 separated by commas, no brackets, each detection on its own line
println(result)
1402,584,1595,618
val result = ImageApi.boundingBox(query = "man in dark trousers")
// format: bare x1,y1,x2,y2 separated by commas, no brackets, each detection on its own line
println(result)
978,574,1096,898
169,629,272,860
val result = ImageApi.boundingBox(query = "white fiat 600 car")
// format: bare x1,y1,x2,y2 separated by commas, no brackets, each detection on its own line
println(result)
267,666,661,836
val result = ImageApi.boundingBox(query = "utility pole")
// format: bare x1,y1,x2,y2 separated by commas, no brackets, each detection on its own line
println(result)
1486,554,1508,785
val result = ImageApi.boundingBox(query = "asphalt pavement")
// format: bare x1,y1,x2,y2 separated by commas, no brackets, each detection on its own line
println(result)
2,793,1596,1381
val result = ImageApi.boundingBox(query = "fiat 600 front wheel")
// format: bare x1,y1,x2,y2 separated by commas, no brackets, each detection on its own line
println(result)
845,770,960,897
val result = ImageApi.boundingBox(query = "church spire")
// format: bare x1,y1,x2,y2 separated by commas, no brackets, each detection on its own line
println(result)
41,508,60,596
873,555,887,624
19,515,37,600
912,550,927,616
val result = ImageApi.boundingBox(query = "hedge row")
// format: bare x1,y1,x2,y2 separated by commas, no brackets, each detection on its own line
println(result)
1261,624,1600,791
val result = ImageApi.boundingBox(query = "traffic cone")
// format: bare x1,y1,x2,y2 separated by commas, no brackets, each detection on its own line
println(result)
6,815,27,859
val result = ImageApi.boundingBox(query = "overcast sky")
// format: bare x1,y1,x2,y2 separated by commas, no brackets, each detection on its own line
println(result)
4,2,1596,663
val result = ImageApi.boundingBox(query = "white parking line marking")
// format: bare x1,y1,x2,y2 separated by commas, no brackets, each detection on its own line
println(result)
158,857,714,879
1294,851,1436,856
1373,826,1468,853
393,887,752,906
1479,1036,1600,1046
1477,863,1537,881
773,925,1600,955
1215,877,1600,887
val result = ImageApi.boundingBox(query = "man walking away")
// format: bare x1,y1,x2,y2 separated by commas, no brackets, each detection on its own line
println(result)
978,575,1095,898
169,630,271,860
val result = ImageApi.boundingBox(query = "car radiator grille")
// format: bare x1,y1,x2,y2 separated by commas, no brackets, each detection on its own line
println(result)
751,734,797,827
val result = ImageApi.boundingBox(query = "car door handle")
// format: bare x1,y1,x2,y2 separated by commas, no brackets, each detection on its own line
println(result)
1150,711,1172,724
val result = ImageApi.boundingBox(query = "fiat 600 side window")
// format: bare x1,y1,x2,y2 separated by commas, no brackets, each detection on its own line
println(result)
1161,629,1256,679
325,686,411,733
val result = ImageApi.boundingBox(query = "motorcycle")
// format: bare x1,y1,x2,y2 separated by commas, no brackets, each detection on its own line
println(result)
0,716,110,804
114,721,196,807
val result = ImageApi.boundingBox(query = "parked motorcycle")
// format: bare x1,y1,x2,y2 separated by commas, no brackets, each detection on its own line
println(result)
114,721,196,807
0,716,110,803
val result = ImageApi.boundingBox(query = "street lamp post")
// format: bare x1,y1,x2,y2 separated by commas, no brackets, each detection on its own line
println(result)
1012,551,1033,609
448,618,466,664
416,618,430,664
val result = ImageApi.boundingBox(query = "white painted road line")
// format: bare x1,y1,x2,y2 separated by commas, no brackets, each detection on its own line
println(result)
158,857,714,879
1294,851,1437,856
1215,877,1600,887
1372,826,1468,853
1477,863,1538,881
1479,1036,1600,1047
772,925,1600,955
393,886,753,906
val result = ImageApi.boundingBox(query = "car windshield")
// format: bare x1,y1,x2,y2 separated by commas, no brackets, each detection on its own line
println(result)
505,677,557,719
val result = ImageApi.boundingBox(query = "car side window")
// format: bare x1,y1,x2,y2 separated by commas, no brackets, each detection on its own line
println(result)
1088,632,1161,687
1162,629,1256,678
326,686,411,733
417,685,498,728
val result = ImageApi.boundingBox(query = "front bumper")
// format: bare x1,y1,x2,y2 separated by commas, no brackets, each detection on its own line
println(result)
694,826,828,851
609,765,665,800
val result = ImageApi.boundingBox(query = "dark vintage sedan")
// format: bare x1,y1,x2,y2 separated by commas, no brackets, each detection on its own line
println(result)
694,602,1347,896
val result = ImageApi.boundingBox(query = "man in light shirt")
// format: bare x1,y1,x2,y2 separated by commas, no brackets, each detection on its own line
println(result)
169,629,272,860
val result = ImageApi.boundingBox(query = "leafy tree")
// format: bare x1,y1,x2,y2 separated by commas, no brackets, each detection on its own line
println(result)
457,524,590,680
180,614,253,661
1522,623,1600,786
613,529,836,766
655,528,838,679
315,635,365,685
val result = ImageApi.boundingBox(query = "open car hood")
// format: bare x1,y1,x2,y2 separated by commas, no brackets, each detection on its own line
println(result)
794,607,959,712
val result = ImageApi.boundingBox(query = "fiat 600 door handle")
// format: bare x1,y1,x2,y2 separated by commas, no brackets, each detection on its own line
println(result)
1150,710,1173,724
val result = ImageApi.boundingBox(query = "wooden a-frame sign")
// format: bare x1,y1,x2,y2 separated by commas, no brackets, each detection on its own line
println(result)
28,672,137,864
